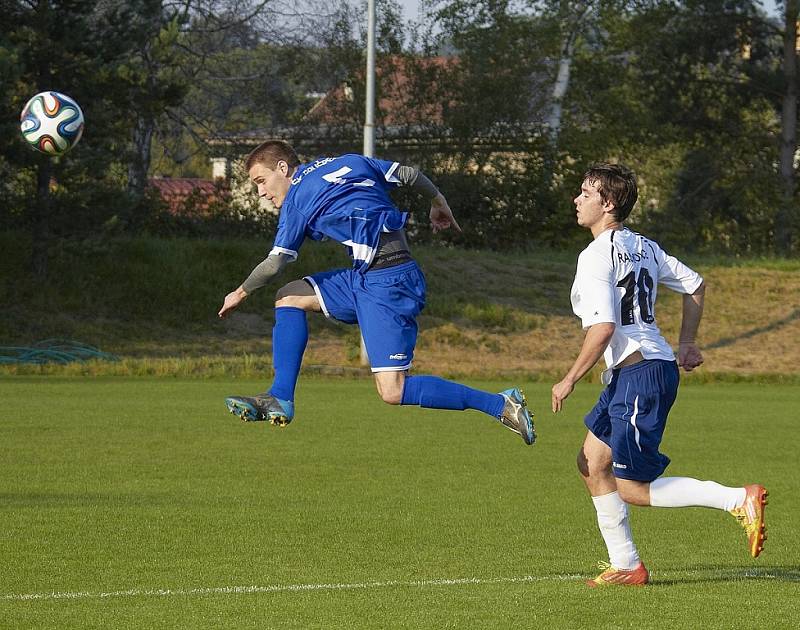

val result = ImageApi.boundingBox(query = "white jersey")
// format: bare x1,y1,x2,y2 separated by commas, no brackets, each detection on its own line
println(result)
570,227,703,384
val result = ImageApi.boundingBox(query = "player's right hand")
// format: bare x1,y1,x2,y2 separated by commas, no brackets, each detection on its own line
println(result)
430,194,462,233
551,378,574,413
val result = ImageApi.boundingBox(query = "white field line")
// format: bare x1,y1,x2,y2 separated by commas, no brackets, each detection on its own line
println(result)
2,574,584,603
2,568,786,603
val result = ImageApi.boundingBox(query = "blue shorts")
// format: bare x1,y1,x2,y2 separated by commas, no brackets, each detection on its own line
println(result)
584,359,679,482
305,261,426,372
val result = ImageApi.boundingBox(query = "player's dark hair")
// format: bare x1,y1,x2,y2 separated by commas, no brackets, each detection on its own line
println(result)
583,163,638,222
245,140,301,171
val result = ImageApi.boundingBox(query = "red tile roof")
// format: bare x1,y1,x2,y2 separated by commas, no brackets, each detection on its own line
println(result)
306,55,458,127
148,177,229,215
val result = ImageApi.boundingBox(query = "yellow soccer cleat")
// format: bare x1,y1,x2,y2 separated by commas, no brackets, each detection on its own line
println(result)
730,484,768,558
586,561,649,588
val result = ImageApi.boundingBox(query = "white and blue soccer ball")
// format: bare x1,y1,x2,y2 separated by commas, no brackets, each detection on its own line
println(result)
20,91,85,156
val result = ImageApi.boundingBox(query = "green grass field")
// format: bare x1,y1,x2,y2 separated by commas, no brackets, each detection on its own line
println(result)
1,378,798,629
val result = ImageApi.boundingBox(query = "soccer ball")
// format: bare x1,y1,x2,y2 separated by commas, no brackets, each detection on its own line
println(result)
20,91,85,156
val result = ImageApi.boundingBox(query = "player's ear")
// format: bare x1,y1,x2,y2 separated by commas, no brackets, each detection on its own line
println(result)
277,160,288,176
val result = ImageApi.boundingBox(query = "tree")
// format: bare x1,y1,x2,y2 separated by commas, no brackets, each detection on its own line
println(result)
776,0,799,254
537,1,598,149
120,2,189,200
560,0,788,254
144,1,357,177
1,0,156,273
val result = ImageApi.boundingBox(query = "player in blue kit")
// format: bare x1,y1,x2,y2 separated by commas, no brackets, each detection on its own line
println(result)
551,163,767,586
218,140,534,445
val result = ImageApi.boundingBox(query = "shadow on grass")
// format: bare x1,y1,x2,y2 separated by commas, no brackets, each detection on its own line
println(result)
651,565,800,586
706,309,800,350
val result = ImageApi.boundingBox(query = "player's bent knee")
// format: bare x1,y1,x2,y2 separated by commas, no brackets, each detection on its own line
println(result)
616,486,635,504
616,479,651,506
374,372,405,405
375,380,403,405
378,389,403,405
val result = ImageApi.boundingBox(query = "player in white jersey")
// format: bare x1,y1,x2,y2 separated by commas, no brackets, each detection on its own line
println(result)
551,163,768,587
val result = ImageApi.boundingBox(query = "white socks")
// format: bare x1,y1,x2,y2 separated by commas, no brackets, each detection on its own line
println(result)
649,477,745,512
591,480,746,570
592,491,640,570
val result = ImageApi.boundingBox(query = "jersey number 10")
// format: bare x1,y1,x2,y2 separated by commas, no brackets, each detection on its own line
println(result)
617,269,654,325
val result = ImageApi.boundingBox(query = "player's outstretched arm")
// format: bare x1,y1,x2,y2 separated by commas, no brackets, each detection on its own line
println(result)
217,252,292,318
678,282,705,371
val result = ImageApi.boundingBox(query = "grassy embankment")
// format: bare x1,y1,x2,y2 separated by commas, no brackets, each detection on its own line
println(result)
2,233,799,381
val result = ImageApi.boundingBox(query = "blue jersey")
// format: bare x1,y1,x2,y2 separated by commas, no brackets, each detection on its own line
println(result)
269,154,408,272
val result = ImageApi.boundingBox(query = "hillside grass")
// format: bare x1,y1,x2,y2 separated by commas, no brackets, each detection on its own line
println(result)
2,232,799,380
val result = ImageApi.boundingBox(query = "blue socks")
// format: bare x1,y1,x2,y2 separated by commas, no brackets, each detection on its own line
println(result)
267,307,504,419
268,307,308,402
400,375,504,417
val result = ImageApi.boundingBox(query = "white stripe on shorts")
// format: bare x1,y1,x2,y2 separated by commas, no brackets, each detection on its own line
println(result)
630,394,642,451
371,363,412,373
303,276,331,319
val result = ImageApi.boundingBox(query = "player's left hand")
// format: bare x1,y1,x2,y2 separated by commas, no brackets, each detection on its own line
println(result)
678,342,704,371
218,288,247,318
551,378,574,413
430,194,462,233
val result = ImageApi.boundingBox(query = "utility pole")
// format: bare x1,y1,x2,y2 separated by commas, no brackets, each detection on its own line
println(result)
364,0,376,159
360,0,377,365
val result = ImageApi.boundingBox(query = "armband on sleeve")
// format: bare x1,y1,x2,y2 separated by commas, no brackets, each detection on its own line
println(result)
396,164,440,201
241,252,291,294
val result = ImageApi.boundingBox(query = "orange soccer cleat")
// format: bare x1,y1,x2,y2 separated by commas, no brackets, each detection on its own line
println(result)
730,484,768,558
585,561,649,588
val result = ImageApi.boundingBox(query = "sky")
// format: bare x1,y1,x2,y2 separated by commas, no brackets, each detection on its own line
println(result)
397,0,422,20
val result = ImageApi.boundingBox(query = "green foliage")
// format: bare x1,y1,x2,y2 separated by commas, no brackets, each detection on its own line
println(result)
0,0,798,258
564,0,786,253
330,0,792,254
433,1,547,131
398,147,583,250
0,1,185,245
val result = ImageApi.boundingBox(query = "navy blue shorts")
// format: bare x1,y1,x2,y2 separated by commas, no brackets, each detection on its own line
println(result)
584,359,679,482
305,261,426,372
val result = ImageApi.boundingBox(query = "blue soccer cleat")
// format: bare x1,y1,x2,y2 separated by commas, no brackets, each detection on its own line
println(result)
497,388,535,445
225,392,295,427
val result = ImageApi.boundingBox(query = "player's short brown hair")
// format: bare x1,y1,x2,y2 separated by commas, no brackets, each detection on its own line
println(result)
583,163,638,222
245,140,301,171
